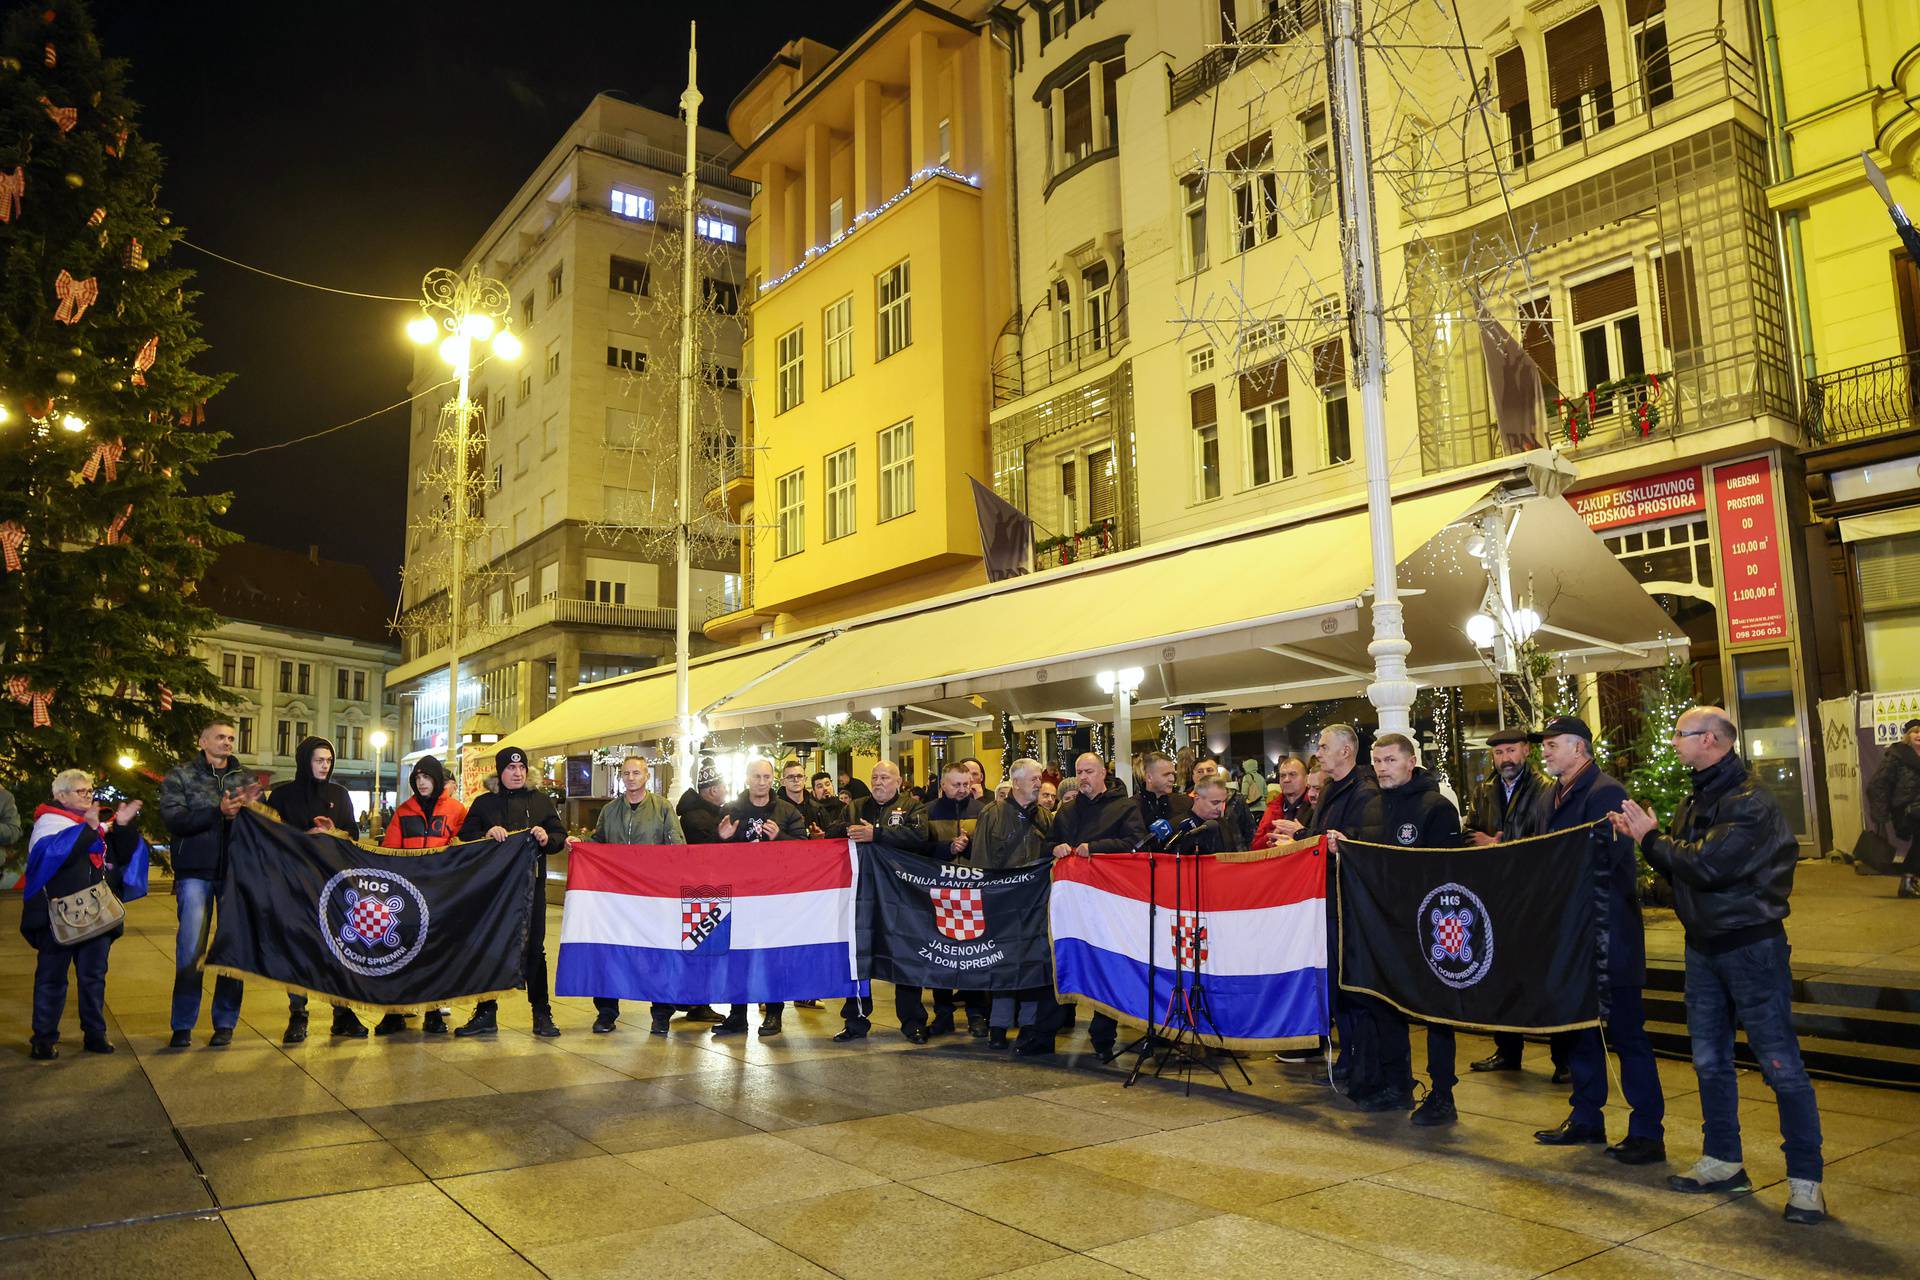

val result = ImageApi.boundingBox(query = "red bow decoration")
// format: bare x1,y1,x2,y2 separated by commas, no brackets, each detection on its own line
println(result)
80,437,124,483
40,95,76,132
131,336,158,387
53,269,99,324
86,206,105,226
158,682,174,712
0,522,24,572
178,401,206,426
104,503,132,545
44,42,55,68
0,167,22,223
8,677,53,729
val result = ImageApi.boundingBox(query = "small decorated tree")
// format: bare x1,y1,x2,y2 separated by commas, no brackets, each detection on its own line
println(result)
0,1,232,817
1623,655,1694,897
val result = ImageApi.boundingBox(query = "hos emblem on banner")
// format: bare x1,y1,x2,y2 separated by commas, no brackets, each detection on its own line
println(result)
930,886,985,941
681,884,732,951
1418,881,1494,989
1172,910,1208,967
318,868,429,977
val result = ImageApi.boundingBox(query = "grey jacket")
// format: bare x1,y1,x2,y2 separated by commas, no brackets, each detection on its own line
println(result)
159,754,250,879
592,791,685,845
0,785,20,866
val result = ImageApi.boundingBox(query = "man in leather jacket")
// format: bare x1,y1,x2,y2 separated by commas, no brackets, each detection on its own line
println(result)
838,760,925,1042
1048,753,1146,1059
1613,705,1825,1225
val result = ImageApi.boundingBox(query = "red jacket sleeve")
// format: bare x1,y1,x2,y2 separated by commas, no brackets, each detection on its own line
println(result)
1253,795,1284,848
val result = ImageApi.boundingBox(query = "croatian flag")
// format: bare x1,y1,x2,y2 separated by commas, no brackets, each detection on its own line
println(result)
23,805,150,904
555,840,861,1004
1050,843,1328,1049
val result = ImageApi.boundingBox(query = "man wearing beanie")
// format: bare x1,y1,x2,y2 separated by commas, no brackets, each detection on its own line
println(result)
455,745,568,1039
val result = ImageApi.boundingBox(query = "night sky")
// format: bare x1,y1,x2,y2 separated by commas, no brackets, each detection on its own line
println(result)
89,1,887,596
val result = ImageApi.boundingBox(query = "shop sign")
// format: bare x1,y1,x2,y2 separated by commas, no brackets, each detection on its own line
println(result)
1712,457,1788,645
1567,467,1705,531
1872,690,1920,745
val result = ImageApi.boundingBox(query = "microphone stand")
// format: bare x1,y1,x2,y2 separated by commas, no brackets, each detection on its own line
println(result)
1117,847,1161,1086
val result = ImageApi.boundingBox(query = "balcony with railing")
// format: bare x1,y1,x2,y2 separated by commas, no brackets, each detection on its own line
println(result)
397,594,677,668
1803,352,1920,446
583,131,753,197
1402,34,1761,223
992,308,1130,409
1033,519,1121,571
1168,2,1323,110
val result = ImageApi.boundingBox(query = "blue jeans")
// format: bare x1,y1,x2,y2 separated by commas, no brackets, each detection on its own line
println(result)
1684,934,1823,1181
1569,984,1665,1140
171,877,243,1032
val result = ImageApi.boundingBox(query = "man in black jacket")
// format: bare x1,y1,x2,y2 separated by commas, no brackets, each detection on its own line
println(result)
1464,727,1562,1077
907,763,986,1040
1614,706,1826,1225
677,765,728,843
1305,724,1374,1081
1191,758,1256,847
455,745,568,1040
1329,733,1464,1123
1136,751,1193,847
158,719,257,1049
1168,776,1244,854
1530,716,1664,1164
838,760,925,1041
809,771,850,838
1050,753,1147,1059
267,736,368,1043
714,758,810,1038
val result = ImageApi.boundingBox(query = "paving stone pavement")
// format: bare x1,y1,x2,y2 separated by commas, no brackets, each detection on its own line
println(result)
4,894,1916,1279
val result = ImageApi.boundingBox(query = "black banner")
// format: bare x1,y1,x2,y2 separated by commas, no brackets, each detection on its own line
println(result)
205,809,539,1014
1337,825,1601,1032
856,844,1052,990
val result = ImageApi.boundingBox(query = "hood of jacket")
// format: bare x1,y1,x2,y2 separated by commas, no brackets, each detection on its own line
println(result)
409,755,448,813
276,736,339,810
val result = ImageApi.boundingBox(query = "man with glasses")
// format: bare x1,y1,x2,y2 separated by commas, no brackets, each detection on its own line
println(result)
1613,706,1825,1224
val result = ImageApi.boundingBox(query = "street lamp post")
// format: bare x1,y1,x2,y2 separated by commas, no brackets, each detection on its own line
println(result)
408,267,520,796
369,729,389,838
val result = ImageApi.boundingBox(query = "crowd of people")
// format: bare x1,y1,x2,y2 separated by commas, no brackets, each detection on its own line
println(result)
10,702,1830,1224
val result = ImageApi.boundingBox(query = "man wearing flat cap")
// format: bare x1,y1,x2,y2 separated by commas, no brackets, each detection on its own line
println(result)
456,745,570,1039
1465,725,1562,1077
1531,715,1665,1165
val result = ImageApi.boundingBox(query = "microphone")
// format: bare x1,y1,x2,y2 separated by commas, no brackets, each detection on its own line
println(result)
1147,817,1172,847
1166,815,1205,853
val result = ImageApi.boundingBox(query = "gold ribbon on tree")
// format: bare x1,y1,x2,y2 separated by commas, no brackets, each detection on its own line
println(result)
8,677,53,728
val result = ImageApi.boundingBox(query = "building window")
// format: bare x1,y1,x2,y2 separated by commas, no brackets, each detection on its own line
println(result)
1051,278,1074,355
1059,456,1078,528
1314,339,1351,464
775,469,805,558
703,364,740,390
607,343,647,372
610,256,650,295
823,295,854,389
238,717,254,756
515,435,532,475
1086,445,1117,526
354,670,366,701
702,278,739,315
276,719,292,757
696,213,738,243
878,260,912,359
603,485,646,524
585,577,627,605
1189,346,1215,376
544,339,561,381
1228,133,1277,252
279,660,293,694
540,490,558,528
1571,266,1644,389
1857,530,1920,688
1102,58,1122,148
222,652,237,686
547,262,565,301
1062,72,1093,164
1546,8,1614,146
240,655,255,688
1083,262,1114,352
611,187,653,220
776,325,805,413
517,371,532,403
336,668,350,700
1495,47,1533,168
1182,175,1208,273
1190,385,1221,502
1241,357,1293,484
520,293,534,328
1301,107,1332,220
1632,1,1673,109
544,413,561,454
937,117,952,164
828,198,845,239
824,445,856,542
879,419,915,521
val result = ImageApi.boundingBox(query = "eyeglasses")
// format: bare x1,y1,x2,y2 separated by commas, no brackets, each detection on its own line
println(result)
1672,729,1711,740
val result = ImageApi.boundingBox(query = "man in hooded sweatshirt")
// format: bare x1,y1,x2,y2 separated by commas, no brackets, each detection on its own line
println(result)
379,755,465,1035
267,736,367,1044
1328,733,1466,1124
1047,753,1146,1059
455,745,568,1039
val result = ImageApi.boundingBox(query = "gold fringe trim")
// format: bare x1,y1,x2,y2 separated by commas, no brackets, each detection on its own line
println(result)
1053,989,1322,1053
1335,815,1610,854
1335,979,1600,1035
1217,834,1323,863
202,964,520,1018
241,801,542,856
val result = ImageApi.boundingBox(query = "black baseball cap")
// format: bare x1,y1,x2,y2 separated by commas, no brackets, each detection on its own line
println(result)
1536,715,1594,744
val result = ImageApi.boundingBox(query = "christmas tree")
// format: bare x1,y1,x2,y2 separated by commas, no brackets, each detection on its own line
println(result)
0,1,231,815
1623,655,1694,897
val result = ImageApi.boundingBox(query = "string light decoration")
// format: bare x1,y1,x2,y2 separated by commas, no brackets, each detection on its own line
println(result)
756,166,980,296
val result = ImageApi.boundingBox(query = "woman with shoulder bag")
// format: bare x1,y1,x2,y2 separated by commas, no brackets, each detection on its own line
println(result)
21,769,149,1059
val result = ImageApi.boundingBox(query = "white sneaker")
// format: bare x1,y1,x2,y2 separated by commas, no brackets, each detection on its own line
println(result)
1784,1178,1827,1224
1667,1156,1749,1194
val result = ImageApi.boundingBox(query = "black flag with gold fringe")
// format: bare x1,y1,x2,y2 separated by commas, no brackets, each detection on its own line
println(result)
1337,824,1602,1033
205,809,538,1015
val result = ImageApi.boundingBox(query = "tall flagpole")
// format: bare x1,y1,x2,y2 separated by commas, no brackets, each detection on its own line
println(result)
1330,0,1413,733
674,24,701,794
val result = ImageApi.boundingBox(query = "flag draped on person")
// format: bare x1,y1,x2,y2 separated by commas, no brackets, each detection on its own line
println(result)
555,839,861,1005
1337,824,1602,1032
856,843,1053,990
24,806,150,902
1049,843,1330,1050
205,808,539,1014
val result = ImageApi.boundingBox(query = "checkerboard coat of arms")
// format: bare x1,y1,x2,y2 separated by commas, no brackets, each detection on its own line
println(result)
1417,881,1495,990
1171,910,1208,967
317,868,430,978
930,885,985,941
680,883,732,952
